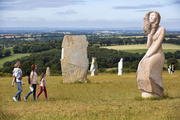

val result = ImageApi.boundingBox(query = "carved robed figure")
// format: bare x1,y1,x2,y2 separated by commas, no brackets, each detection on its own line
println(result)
137,11,166,98
90,57,98,76
118,58,123,76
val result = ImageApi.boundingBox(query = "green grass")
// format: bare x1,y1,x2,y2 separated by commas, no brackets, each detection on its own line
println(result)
0,54,30,68
102,43,180,54
0,72,180,120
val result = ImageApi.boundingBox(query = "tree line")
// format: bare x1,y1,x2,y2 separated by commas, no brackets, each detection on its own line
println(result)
1,47,180,76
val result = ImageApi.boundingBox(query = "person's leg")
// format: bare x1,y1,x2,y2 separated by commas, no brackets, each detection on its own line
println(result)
37,86,43,99
33,84,37,100
14,82,22,101
18,93,21,101
44,86,47,99
25,90,33,100
17,83,22,101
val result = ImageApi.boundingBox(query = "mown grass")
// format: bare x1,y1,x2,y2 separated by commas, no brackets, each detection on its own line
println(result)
102,43,180,54
0,53,30,68
0,72,180,120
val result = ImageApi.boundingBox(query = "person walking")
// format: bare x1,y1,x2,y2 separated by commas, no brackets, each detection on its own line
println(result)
37,73,48,100
12,61,23,102
24,64,38,101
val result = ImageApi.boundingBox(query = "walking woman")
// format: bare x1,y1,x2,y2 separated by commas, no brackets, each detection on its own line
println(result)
12,61,23,102
24,64,38,101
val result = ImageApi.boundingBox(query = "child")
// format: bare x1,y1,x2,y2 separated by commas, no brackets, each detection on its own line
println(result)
37,73,47,100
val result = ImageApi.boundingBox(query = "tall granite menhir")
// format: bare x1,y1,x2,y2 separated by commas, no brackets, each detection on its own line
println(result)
61,35,89,83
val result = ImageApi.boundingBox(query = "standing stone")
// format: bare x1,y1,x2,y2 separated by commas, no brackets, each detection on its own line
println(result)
90,57,98,76
137,11,165,98
46,67,50,76
118,58,123,76
61,35,89,83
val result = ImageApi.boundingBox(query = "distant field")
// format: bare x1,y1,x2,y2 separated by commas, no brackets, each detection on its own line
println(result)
0,72,180,120
0,54,30,68
102,44,180,53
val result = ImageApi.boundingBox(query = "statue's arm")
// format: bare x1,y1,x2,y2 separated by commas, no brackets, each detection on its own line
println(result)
147,34,153,48
147,27,165,57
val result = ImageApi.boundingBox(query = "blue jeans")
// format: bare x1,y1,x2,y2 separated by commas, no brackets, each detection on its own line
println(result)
14,82,22,101
25,84,37,100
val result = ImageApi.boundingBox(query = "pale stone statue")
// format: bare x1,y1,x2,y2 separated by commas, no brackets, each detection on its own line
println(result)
137,11,166,98
61,35,89,83
46,67,50,76
118,58,123,76
90,57,98,76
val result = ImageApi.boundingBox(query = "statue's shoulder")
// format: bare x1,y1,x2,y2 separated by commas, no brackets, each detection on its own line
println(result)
159,26,166,33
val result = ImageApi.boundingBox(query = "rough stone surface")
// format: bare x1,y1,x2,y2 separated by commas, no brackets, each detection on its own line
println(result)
46,67,50,76
118,58,123,76
137,11,165,97
90,57,98,76
61,35,89,83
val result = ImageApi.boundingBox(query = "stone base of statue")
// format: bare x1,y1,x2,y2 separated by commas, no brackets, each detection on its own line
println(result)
118,70,122,76
141,92,160,98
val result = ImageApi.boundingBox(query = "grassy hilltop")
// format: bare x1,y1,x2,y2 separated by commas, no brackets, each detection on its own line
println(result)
0,72,180,120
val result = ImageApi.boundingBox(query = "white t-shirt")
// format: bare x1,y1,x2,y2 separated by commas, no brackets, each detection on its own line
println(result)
30,71,37,84
40,78,45,87
13,68,22,83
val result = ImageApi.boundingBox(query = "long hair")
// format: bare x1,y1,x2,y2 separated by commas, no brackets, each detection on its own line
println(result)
31,64,36,72
143,11,161,35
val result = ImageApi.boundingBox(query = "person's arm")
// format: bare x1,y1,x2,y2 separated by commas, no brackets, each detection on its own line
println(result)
146,27,165,57
30,72,33,86
12,70,15,87
12,77,15,87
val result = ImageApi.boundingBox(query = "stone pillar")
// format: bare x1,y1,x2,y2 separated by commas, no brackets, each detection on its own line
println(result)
46,67,50,76
61,35,89,83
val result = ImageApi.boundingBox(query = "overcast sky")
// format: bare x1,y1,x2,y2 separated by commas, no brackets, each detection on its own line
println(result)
0,0,180,30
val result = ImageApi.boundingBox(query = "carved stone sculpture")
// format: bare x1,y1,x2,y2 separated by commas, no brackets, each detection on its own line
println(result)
90,57,98,76
137,11,165,98
118,58,123,76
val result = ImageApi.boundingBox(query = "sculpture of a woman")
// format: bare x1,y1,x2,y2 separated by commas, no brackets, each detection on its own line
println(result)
137,11,166,98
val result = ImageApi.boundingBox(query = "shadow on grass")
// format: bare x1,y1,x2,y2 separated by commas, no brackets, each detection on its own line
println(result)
73,79,91,84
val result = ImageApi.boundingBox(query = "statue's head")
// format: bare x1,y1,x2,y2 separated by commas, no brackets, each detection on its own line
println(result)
120,58,123,62
143,11,161,35
92,57,96,63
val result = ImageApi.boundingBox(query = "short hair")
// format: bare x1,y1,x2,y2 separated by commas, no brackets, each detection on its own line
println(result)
14,61,20,68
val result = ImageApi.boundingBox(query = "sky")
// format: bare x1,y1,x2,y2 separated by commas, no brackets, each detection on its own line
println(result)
0,0,180,30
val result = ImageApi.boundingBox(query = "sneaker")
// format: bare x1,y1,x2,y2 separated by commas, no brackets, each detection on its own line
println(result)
24,97,27,101
13,97,17,102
